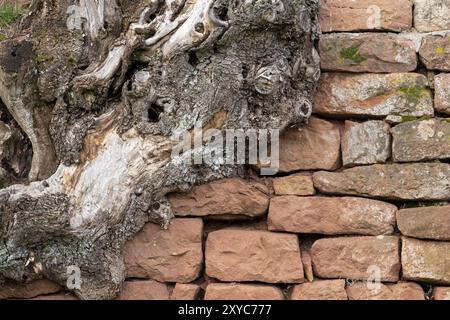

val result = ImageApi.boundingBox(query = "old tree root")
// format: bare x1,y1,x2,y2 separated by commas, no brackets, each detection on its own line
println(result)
0,0,320,299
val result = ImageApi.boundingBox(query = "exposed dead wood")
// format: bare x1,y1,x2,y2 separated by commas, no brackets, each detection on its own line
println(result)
0,0,320,299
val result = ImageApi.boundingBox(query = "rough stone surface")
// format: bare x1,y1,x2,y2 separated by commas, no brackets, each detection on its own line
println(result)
301,249,314,282
402,238,450,285
204,283,284,300
118,280,170,300
414,0,450,32
346,282,425,300
205,230,304,283
313,163,450,201
311,236,400,282
124,218,203,283
320,33,417,73
419,34,450,71
0,279,61,300
272,174,315,196
397,205,450,241
170,283,201,300
291,280,347,300
342,120,391,166
268,196,396,235
168,178,269,219
435,73,450,114
433,287,450,300
279,117,341,172
319,0,412,32
314,73,433,118
392,118,450,162
30,293,79,300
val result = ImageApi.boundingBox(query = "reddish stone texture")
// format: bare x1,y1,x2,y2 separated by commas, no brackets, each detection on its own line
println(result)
124,218,203,283
342,120,391,166
30,293,79,300
346,282,425,300
278,117,341,172
0,279,61,300
391,118,450,162
168,178,269,219
268,196,396,236
397,205,450,241
419,34,450,72
402,237,450,285
170,283,201,300
205,230,304,283
435,73,450,115
118,280,169,300
433,287,450,300
301,249,314,282
313,163,450,201
272,173,315,196
291,280,347,300
414,0,450,32
311,236,400,282
319,0,412,32
204,283,284,300
320,33,417,73
314,73,433,118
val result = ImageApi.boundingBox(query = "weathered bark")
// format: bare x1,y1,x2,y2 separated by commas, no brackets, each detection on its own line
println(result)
0,0,320,299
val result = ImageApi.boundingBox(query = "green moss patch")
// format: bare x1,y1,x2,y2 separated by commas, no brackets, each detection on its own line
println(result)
340,46,368,64
398,86,429,104
399,115,433,123
0,4,24,27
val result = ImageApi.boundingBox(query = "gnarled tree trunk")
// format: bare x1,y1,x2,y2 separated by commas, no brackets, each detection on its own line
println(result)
0,0,320,299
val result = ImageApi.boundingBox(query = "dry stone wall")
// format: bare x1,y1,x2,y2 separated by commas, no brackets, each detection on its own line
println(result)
1,0,450,300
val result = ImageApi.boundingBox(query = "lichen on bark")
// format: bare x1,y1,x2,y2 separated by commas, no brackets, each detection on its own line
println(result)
0,0,320,299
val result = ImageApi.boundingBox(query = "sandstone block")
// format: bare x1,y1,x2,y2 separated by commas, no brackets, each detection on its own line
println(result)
118,280,170,300
313,163,450,201
272,173,315,196
170,283,201,300
433,287,450,300
268,196,396,235
124,218,203,283
320,33,417,73
392,118,450,162
402,237,450,285
291,280,347,300
419,34,450,71
204,283,284,300
397,205,450,241
342,120,391,166
205,230,304,283
346,282,425,300
311,236,401,282
0,279,61,300
319,0,412,32
279,117,341,172
435,73,450,114
314,73,433,118
414,0,450,32
30,293,79,300
168,178,269,219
